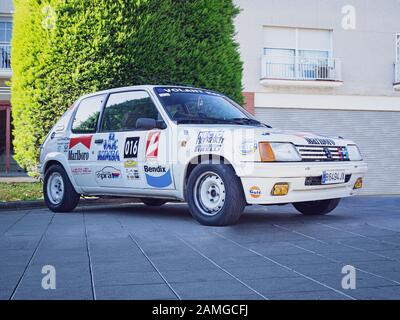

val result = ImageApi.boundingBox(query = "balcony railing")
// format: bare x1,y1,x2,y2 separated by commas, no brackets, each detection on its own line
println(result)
0,44,11,70
261,55,342,82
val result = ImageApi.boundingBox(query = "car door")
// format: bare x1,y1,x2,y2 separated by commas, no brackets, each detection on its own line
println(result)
68,94,106,189
92,89,174,190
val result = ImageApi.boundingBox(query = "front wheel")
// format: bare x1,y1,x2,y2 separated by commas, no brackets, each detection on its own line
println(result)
186,164,246,226
44,164,80,212
293,198,341,216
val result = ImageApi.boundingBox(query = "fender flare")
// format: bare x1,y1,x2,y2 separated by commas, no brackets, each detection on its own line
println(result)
42,153,83,194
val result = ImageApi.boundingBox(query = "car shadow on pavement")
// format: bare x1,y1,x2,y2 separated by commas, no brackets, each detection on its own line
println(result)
79,201,354,228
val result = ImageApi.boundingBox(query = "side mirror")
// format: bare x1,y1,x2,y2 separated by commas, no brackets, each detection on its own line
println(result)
136,118,157,130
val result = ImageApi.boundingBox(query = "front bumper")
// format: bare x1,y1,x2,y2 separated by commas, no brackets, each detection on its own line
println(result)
237,161,368,205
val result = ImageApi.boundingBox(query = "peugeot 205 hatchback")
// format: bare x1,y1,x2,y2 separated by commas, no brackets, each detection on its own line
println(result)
39,85,367,226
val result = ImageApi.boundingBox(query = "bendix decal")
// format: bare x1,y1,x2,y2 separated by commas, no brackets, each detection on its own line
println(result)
144,165,172,188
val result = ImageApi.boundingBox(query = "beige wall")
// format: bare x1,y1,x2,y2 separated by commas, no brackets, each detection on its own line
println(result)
0,0,13,14
234,0,400,97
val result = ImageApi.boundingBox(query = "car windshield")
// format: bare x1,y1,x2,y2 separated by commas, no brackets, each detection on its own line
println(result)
154,87,265,126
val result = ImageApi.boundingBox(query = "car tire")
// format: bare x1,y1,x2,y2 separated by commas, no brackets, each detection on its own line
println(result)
141,198,168,207
186,164,246,226
293,198,341,216
44,164,80,212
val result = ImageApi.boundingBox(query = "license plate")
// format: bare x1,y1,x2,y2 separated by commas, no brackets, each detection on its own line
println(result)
322,170,346,185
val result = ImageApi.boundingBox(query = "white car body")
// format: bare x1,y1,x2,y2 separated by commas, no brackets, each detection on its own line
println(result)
39,85,367,222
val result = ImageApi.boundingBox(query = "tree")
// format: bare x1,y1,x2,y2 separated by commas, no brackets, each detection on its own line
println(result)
11,0,243,174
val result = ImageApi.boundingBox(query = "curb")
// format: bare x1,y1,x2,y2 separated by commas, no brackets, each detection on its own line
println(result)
0,198,142,211
0,200,45,210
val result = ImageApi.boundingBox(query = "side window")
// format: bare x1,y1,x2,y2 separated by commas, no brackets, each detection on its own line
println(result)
72,95,105,133
101,91,161,132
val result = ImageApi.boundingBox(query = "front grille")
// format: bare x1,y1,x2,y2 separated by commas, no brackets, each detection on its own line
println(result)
305,174,352,186
296,145,350,162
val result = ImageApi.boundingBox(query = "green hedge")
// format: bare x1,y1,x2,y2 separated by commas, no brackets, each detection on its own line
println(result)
11,0,243,174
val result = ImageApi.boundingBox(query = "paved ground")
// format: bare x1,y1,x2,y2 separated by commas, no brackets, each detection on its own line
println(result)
1,196,400,300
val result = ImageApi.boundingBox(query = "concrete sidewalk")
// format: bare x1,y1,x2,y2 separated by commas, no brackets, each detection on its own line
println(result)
1,196,400,300
0,177,37,183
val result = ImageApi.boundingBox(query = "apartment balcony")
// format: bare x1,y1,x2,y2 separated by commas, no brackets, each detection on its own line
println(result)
0,44,11,79
394,62,400,91
260,55,343,88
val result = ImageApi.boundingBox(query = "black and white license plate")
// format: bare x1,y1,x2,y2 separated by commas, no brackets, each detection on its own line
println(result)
322,170,346,185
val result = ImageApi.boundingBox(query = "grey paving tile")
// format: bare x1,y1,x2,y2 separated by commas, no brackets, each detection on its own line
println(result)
12,285,93,300
268,290,352,300
245,277,328,295
163,269,233,283
95,283,177,300
92,261,155,274
266,253,332,266
323,251,390,263
2,197,400,300
171,280,259,299
226,265,296,280
94,270,164,287
19,263,92,289
349,286,400,300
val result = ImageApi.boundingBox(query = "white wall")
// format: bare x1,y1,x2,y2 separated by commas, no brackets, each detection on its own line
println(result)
234,0,400,97
0,0,13,14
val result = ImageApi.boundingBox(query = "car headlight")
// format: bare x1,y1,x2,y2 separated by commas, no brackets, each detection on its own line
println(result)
259,142,302,162
347,144,363,161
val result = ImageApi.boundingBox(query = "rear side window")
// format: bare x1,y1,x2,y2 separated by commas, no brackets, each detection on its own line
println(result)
101,91,161,132
71,95,105,133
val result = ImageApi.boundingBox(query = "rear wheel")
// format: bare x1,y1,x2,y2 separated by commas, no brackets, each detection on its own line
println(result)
141,198,168,207
293,198,341,216
44,164,80,212
186,164,246,226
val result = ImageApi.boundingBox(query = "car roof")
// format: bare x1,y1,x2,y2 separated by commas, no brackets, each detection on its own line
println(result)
78,84,212,101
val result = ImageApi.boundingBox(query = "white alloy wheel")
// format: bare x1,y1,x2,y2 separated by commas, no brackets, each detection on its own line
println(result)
193,171,226,216
46,172,64,205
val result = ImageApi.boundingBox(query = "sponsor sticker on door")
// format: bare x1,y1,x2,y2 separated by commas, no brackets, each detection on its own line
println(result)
96,166,122,180
144,165,172,188
146,132,161,160
124,137,140,159
68,135,92,161
97,133,120,161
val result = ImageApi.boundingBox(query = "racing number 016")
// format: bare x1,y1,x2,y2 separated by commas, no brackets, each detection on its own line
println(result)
124,137,140,159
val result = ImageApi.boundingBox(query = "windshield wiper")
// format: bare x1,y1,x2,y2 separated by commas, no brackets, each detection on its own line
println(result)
231,118,272,128
176,117,233,124
176,117,269,127
228,118,264,126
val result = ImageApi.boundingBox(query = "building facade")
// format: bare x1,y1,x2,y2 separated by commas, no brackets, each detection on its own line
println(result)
235,0,400,195
0,0,13,174
2,1,400,194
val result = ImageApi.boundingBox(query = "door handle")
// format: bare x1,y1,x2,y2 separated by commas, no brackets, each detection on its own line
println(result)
94,139,104,144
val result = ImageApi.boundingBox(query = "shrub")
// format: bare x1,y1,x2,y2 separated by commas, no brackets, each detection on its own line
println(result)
11,0,243,174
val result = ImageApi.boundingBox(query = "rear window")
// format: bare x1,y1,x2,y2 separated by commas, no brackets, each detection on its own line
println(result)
71,95,105,133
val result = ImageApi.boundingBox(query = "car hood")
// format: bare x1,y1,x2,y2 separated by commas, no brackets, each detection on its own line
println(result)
178,124,354,147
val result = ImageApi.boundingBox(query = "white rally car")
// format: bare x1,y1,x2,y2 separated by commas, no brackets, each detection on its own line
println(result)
39,85,367,226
